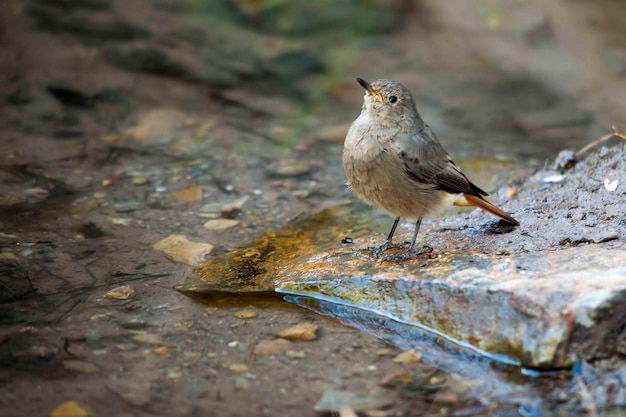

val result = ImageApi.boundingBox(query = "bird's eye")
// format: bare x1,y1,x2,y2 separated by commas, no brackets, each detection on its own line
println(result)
388,95,397,103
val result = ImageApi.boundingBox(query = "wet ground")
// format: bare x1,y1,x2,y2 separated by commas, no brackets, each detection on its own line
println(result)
1,0,626,416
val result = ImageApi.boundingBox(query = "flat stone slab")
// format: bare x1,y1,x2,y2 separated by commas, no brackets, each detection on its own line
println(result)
176,202,626,369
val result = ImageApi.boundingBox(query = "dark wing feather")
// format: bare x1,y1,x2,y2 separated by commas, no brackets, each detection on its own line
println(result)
396,124,488,197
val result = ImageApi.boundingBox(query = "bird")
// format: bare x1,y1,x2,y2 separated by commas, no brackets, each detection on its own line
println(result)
342,78,519,258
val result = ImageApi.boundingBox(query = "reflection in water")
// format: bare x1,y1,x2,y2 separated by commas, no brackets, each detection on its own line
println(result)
285,295,549,408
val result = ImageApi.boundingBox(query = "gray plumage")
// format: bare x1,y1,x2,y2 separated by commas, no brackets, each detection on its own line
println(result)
342,78,518,253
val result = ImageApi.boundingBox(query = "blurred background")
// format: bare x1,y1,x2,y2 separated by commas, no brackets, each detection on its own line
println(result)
2,1,626,416
2,0,626,166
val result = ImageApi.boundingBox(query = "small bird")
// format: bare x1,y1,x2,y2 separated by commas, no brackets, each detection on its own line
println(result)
342,78,519,258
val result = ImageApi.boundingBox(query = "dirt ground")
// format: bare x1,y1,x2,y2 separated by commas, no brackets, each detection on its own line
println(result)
1,1,626,416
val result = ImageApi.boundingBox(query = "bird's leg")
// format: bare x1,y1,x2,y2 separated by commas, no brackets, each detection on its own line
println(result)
407,218,422,251
366,217,401,257
406,217,432,256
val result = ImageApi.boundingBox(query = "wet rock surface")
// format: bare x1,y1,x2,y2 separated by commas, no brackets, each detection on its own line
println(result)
180,145,626,369
2,0,626,416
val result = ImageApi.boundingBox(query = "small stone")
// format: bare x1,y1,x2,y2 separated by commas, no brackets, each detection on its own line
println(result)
131,176,148,185
429,375,447,386
49,401,95,417
132,333,162,345
376,348,394,356
227,363,248,372
101,134,120,143
393,349,422,364
109,218,132,226
234,310,257,319
233,376,250,391
198,196,249,214
276,322,318,341
285,350,306,359
267,160,312,177
314,390,395,412
154,346,169,354
152,234,214,266
61,360,100,374
113,202,140,213
504,187,519,199
253,339,293,356
203,218,240,230
380,369,413,387
104,285,135,300
173,187,202,203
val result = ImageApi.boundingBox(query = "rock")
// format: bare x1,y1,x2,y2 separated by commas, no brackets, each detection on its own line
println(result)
233,310,257,319
203,219,240,230
285,350,306,359
313,389,396,412
49,401,95,417
393,349,422,364
266,160,312,177
123,108,188,145
154,346,169,355
61,360,100,374
253,339,293,356
152,234,214,266
276,322,319,341
104,285,135,300
233,376,250,391
131,333,162,346
226,363,248,372
380,369,414,387
198,196,249,214
173,187,203,203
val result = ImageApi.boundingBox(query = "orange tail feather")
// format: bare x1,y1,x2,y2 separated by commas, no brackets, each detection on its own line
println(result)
460,193,519,226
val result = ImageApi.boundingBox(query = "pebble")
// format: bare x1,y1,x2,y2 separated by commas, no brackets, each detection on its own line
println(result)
233,376,250,391
266,160,312,177
113,202,140,213
233,309,257,319
49,401,95,417
393,349,422,364
276,322,319,341
61,360,100,374
131,176,148,186
314,389,395,412
198,196,249,214
379,369,413,387
173,187,203,203
202,218,240,230
285,350,306,359
152,234,214,266
154,346,169,354
226,363,249,372
131,333,162,345
252,339,293,356
104,285,135,300
109,218,132,226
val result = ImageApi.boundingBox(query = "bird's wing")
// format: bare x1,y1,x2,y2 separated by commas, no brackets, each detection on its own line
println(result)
395,125,488,197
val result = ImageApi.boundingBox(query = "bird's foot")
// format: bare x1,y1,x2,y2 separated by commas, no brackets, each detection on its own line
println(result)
379,245,434,263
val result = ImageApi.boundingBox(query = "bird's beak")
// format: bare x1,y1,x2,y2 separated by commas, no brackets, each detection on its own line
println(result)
357,78,383,103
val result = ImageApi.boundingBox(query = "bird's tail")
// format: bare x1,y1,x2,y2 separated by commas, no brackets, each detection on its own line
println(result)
456,193,520,226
